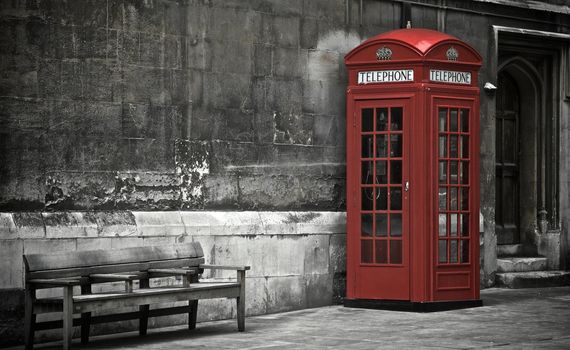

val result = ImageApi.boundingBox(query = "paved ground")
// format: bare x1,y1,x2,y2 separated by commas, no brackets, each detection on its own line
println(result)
17,286,570,349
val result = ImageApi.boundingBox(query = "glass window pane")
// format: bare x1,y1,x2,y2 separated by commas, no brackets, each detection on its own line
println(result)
439,214,447,237
439,240,447,263
439,136,447,158
390,240,402,264
376,135,387,157
390,107,403,131
362,161,373,184
450,161,459,184
375,240,387,264
362,108,373,132
439,161,447,184
450,135,458,158
439,108,447,132
439,187,447,211
390,213,402,236
450,109,458,131
461,187,469,210
461,214,469,237
450,240,458,263
390,160,402,184
461,136,469,158
376,187,388,211
461,162,469,184
390,188,402,210
375,214,388,237
362,135,373,158
450,187,458,210
460,109,469,132
450,214,458,236
375,161,387,184
461,240,469,263
376,108,388,131
390,134,402,157
361,214,373,236
361,240,373,263
362,188,373,210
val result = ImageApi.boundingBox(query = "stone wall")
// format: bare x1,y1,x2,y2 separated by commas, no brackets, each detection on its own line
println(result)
0,210,346,347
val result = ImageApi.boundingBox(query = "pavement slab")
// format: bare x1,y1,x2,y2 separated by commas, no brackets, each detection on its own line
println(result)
11,286,570,349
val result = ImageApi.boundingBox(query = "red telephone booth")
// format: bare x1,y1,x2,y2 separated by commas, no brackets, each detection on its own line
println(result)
344,28,482,311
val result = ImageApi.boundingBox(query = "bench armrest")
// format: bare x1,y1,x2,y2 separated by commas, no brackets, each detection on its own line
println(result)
200,264,251,271
27,278,82,287
148,268,197,278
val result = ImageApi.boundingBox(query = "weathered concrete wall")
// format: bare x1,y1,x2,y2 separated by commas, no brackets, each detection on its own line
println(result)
0,210,346,347
0,0,354,211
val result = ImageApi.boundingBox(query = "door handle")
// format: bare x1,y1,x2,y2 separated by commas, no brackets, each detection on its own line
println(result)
404,181,410,192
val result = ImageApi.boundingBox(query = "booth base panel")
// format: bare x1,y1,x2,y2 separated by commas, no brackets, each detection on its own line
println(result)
343,298,483,312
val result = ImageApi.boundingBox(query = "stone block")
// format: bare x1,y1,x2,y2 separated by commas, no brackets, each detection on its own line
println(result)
179,211,212,236
203,72,252,110
210,39,253,75
329,233,346,274
0,239,23,288
76,237,114,251
307,49,340,81
43,212,98,238
23,238,76,255
273,47,307,78
302,78,344,116
133,211,185,236
260,15,300,47
164,35,182,69
139,32,163,67
300,17,318,49
303,235,330,275
110,237,146,249
266,78,303,115
0,213,16,238
253,44,272,77
313,114,339,146
297,211,346,234
265,275,306,313
11,212,45,238
304,0,346,22
207,7,262,44
203,176,240,209
305,273,333,307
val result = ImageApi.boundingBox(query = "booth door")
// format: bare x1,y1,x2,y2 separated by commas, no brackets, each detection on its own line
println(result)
352,99,410,300
433,97,478,301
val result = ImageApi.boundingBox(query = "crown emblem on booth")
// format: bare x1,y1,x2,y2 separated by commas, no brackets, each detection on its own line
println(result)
376,46,392,60
446,46,459,61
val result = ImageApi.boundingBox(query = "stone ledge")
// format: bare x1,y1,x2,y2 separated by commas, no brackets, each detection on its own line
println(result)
0,211,347,239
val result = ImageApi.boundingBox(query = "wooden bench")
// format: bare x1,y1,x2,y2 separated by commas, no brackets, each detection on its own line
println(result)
23,242,249,350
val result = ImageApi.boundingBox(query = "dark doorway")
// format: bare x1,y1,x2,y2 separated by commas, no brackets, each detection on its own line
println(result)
495,72,520,245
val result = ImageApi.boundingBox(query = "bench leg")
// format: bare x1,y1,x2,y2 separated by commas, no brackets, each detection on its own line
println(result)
237,270,246,332
188,300,198,330
80,285,91,344
24,287,35,350
139,278,150,336
62,286,74,350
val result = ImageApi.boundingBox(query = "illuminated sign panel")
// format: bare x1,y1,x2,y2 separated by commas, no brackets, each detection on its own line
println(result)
358,69,414,84
429,69,471,85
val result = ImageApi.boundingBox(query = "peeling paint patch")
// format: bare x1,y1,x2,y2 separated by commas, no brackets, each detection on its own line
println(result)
176,139,210,209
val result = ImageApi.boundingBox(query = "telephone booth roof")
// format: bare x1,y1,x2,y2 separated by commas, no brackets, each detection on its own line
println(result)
345,28,482,66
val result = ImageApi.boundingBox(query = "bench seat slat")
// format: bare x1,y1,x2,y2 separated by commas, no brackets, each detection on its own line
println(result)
74,283,240,313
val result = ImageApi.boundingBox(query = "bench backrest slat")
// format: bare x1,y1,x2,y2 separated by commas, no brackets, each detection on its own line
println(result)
24,243,204,279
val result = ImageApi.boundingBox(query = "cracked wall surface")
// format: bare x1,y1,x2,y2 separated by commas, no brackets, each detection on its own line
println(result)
0,0,354,211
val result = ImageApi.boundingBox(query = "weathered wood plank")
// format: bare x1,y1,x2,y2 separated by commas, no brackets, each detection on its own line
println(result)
28,257,205,279
25,243,202,272
74,284,240,313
